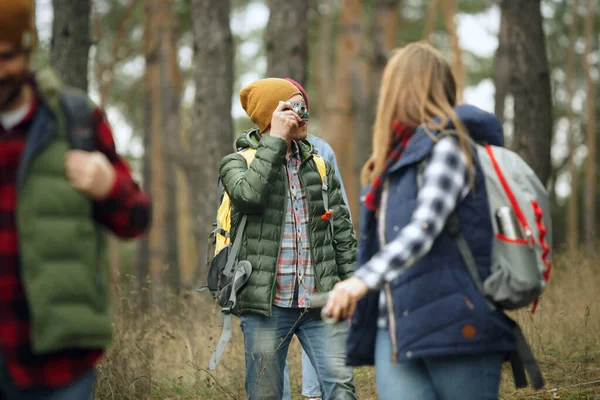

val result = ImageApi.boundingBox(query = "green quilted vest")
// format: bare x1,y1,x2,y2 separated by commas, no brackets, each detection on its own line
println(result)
16,69,111,354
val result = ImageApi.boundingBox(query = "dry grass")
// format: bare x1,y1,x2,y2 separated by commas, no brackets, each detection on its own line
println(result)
95,251,600,399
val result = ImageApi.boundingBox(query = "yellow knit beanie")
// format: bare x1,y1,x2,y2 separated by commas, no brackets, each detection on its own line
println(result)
0,0,36,51
240,78,302,133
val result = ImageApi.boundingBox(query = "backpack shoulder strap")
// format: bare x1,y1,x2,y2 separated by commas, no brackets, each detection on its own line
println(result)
238,148,257,164
313,155,334,234
61,87,95,151
313,155,327,183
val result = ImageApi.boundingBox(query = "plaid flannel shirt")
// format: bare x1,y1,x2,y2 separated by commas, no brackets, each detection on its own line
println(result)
0,90,150,389
273,142,316,308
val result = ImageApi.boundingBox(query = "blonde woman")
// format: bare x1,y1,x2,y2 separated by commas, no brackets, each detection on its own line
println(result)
324,43,516,399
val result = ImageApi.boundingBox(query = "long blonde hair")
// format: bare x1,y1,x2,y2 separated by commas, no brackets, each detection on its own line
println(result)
362,42,472,186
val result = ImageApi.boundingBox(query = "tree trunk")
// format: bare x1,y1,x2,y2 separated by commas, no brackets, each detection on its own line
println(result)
354,0,401,189
141,0,174,308
265,0,309,85
323,0,362,225
494,6,509,125
442,0,464,102
189,0,234,285
423,0,440,40
162,5,183,295
92,0,142,289
501,0,553,184
315,0,335,126
582,0,597,252
137,134,152,312
566,0,580,253
51,0,91,90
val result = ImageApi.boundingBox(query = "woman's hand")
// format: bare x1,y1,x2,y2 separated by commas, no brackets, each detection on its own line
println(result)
324,277,369,322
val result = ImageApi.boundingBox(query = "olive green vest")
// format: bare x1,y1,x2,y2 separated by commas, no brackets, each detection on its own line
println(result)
17,69,111,354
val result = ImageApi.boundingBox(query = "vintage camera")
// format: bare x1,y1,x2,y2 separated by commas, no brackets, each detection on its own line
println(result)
289,101,309,121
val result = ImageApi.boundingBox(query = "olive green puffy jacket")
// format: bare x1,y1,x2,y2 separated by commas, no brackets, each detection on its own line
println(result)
219,130,356,316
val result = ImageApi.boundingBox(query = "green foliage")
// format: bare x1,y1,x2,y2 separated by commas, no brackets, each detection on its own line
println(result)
463,49,494,86
457,0,494,14
31,42,51,71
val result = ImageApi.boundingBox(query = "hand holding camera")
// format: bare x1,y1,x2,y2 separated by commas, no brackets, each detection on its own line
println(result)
270,101,304,142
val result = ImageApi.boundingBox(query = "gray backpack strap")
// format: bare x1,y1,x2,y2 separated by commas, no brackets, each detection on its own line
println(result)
208,216,250,371
224,215,247,278
512,325,545,390
445,214,494,310
416,158,490,308
208,260,252,370
417,158,544,390
61,88,95,151
447,214,544,389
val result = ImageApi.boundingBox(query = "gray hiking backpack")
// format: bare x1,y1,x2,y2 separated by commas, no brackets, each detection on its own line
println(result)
418,131,552,312
418,130,553,390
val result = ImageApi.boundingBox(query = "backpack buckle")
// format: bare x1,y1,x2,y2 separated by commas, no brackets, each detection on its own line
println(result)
221,301,234,313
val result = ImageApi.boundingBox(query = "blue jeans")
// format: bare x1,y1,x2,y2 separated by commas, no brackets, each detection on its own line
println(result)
283,348,321,398
375,329,504,400
0,349,95,400
240,306,355,400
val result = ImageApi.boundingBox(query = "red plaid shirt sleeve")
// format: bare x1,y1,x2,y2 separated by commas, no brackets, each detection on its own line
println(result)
91,109,151,238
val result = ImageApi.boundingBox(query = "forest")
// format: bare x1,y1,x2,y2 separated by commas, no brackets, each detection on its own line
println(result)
35,0,599,398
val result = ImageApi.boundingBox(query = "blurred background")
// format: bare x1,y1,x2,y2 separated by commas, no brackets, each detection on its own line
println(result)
33,0,599,398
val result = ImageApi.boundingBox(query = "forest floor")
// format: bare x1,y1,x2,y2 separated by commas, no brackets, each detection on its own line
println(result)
94,251,600,399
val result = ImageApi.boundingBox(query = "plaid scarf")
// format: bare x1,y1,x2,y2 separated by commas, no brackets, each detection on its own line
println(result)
364,121,415,212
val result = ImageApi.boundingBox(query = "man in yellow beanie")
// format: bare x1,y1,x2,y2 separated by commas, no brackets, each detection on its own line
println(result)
219,78,357,399
0,1,151,398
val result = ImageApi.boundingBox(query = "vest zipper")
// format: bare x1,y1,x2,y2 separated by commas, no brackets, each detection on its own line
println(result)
384,284,399,364
378,180,399,364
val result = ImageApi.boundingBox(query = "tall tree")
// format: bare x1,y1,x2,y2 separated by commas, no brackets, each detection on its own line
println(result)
501,0,553,184
323,0,362,222
92,0,143,288
163,3,183,295
566,0,580,253
494,7,509,125
442,0,464,102
354,0,401,185
189,0,234,284
423,0,440,40
265,0,309,85
315,0,335,125
139,0,180,308
51,0,91,90
581,0,597,251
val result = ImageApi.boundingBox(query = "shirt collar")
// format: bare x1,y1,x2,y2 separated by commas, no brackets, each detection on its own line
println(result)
289,140,301,160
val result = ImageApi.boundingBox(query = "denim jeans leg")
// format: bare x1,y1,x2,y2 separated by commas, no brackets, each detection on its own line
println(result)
282,361,291,400
240,307,299,400
426,352,505,400
282,346,320,399
296,316,356,400
301,348,321,398
374,329,437,400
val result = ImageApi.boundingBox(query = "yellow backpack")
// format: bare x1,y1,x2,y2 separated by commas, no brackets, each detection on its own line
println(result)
204,147,329,371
